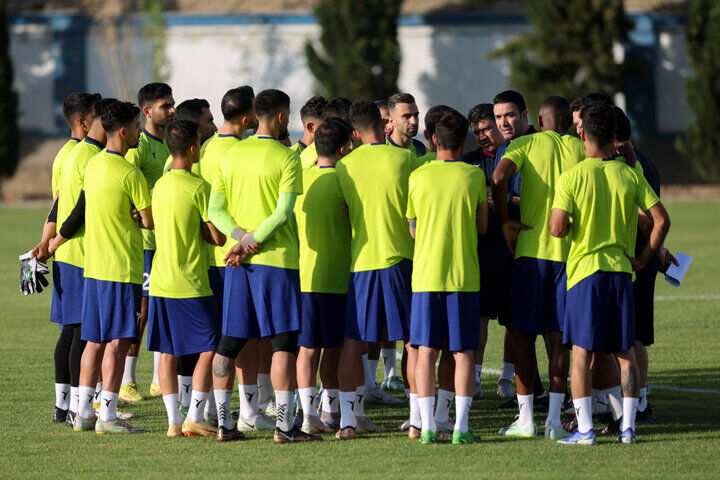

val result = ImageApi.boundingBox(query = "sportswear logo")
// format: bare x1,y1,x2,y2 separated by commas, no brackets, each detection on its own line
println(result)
357,394,364,404
276,404,287,424
195,399,202,408
328,396,336,405
309,395,316,407
245,392,255,403
62,391,69,400
576,405,582,420
94,391,101,401
104,399,111,408
348,400,355,411
445,399,452,409
184,384,191,394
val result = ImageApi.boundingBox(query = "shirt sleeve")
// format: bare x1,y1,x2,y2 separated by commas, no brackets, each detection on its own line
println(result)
279,150,303,195
635,173,660,212
194,181,211,222
124,167,151,211
503,135,530,173
552,171,574,214
476,169,488,205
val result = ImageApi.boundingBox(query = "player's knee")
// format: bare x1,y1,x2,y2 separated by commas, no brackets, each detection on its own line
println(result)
216,335,247,359
271,332,298,354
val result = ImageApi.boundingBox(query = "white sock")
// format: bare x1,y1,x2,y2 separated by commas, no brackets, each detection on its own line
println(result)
98,390,118,421
366,359,379,388
311,389,321,412
638,387,648,412
381,348,397,378
257,373,273,405
152,351,161,384
434,388,455,424
55,383,70,410
409,393,421,429
546,392,564,428
214,389,233,429
70,386,79,413
94,382,103,404
339,390,357,429
204,388,216,417
603,386,623,421
298,387,316,419
361,354,370,386
121,355,138,386
295,388,302,414
573,396,593,433
475,364,482,384
517,394,534,424
275,390,295,432
163,393,182,425
500,362,514,381
621,397,639,432
78,386,95,418
322,388,339,413
418,395,436,432
188,390,208,422
454,395,472,433
354,385,366,416
238,384,259,419
180,376,192,408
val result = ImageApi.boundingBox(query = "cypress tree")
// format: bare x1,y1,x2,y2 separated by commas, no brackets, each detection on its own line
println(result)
0,0,19,178
677,0,720,180
305,0,402,100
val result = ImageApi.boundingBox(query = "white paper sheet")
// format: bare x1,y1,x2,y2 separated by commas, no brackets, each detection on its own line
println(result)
664,252,692,287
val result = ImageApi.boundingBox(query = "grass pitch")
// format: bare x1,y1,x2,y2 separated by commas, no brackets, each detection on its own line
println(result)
1,201,719,479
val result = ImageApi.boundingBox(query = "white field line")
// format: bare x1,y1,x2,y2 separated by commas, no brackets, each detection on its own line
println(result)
655,294,720,301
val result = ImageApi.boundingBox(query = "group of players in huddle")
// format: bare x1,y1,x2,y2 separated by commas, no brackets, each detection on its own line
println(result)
30,80,675,446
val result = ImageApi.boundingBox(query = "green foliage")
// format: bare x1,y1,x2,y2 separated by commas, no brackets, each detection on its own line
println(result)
488,0,633,116
677,0,720,180
139,0,170,83
306,0,401,100
0,0,19,178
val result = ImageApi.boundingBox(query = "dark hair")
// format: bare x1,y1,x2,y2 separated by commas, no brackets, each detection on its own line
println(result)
435,108,469,151
315,118,353,157
101,101,141,134
613,106,631,142
321,97,352,120
581,104,616,147
375,99,389,112
467,103,494,124
254,89,290,118
137,82,173,107
570,92,615,113
300,96,327,122
166,119,200,156
93,98,119,118
424,105,452,136
175,98,210,123
349,100,382,131
493,90,526,113
62,93,101,123
539,95,572,131
388,93,416,111
221,86,255,121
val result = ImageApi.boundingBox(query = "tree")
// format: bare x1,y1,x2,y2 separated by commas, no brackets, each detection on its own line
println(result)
0,0,19,178
488,0,633,116
677,0,720,180
305,0,402,100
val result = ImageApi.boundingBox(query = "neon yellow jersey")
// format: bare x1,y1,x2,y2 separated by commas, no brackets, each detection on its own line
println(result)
125,129,170,250
149,170,213,298
290,140,307,155
198,134,243,267
54,138,104,268
299,141,317,168
83,150,151,284
51,138,80,196
416,151,436,167
407,160,486,292
212,135,303,269
610,157,645,257
163,154,200,176
552,157,660,290
295,165,351,293
503,131,585,262
335,143,416,272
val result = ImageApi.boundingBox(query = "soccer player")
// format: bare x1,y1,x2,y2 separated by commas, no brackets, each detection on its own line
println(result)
61,100,152,433
299,97,351,168
335,101,416,440
210,89,319,443
146,119,226,438
294,118,354,434
408,108,488,445
415,105,450,166
387,93,427,158
291,96,326,154
550,103,670,445
375,99,394,138
161,98,217,175
493,96,584,439
123,82,175,402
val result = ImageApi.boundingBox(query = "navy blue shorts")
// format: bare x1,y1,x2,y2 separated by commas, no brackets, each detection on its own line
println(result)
563,271,635,353
510,257,566,335
208,266,226,312
222,263,301,339
410,291,481,352
81,278,141,343
147,296,221,356
51,261,84,326
142,249,154,297
298,293,346,349
346,259,411,343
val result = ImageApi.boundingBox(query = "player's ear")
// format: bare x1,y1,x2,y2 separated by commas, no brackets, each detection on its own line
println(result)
424,129,430,141
352,130,362,142
306,121,314,134
142,105,151,119
537,115,543,129
580,129,586,142
432,133,438,148
119,126,127,140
